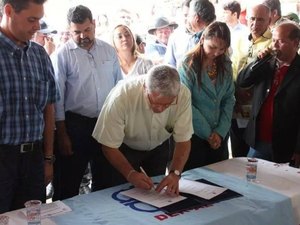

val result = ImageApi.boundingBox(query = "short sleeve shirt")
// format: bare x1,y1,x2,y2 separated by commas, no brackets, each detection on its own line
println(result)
92,75,193,150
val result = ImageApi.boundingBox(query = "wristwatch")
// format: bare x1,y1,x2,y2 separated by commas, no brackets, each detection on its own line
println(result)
169,169,181,177
44,155,56,164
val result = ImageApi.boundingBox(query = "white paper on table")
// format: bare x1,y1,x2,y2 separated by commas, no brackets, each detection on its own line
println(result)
179,179,227,200
21,200,72,218
41,200,72,218
120,188,186,208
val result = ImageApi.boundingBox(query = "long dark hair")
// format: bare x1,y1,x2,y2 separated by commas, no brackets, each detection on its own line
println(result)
185,21,231,87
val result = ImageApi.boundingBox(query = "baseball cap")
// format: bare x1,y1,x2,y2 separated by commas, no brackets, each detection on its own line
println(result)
284,12,300,24
39,20,57,34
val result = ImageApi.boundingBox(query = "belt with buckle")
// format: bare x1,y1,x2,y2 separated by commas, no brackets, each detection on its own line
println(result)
0,141,42,153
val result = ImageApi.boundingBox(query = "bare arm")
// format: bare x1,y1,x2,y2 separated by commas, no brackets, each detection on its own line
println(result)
43,103,55,185
55,120,73,156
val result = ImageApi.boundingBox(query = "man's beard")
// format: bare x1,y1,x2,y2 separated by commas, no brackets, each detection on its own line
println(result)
78,37,93,48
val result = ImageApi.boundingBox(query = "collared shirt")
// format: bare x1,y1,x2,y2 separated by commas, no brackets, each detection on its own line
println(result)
164,27,193,68
164,29,202,68
52,38,123,120
231,28,272,80
192,31,203,45
145,39,167,60
92,75,193,150
0,31,59,145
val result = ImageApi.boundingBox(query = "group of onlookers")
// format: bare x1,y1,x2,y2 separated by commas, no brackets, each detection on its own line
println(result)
1,0,300,215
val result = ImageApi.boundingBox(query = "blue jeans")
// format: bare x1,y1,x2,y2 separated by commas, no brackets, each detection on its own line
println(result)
247,141,273,161
0,146,45,213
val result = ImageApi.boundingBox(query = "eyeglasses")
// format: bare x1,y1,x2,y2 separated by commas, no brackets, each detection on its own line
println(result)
147,93,178,108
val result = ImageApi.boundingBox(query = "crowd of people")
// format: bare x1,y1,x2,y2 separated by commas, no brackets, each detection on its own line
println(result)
0,0,300,214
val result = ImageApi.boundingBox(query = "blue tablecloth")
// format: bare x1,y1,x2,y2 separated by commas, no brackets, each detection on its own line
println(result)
52,167,296,225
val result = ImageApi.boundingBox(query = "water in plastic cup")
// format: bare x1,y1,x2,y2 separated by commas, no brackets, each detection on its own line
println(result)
24,200,41,225
246,158,258,182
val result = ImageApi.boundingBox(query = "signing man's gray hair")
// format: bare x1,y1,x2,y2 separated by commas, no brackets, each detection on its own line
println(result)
145,64,181,97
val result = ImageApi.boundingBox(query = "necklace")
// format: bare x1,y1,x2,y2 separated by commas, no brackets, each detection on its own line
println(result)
207,62,217,80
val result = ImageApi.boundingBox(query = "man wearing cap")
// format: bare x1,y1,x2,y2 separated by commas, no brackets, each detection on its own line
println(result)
32,19,57,55
284,12,300,24
145,16,178,64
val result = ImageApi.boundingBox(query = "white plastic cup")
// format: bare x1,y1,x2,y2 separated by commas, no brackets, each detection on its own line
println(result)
24,200,41,225
246,158,258,182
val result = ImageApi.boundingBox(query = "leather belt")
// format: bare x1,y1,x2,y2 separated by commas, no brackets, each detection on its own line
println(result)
0,141,42,153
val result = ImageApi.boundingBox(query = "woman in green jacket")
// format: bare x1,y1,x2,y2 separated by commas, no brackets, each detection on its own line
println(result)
178,21,235,169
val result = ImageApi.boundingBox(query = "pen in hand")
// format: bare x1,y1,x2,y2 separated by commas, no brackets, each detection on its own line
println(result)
140,166,155,191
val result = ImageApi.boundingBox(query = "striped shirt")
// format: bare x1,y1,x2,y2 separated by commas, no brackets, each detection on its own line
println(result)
0,31,60,145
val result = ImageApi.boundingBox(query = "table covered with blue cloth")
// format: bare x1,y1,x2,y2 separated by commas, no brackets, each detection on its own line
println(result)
51,158,297,225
